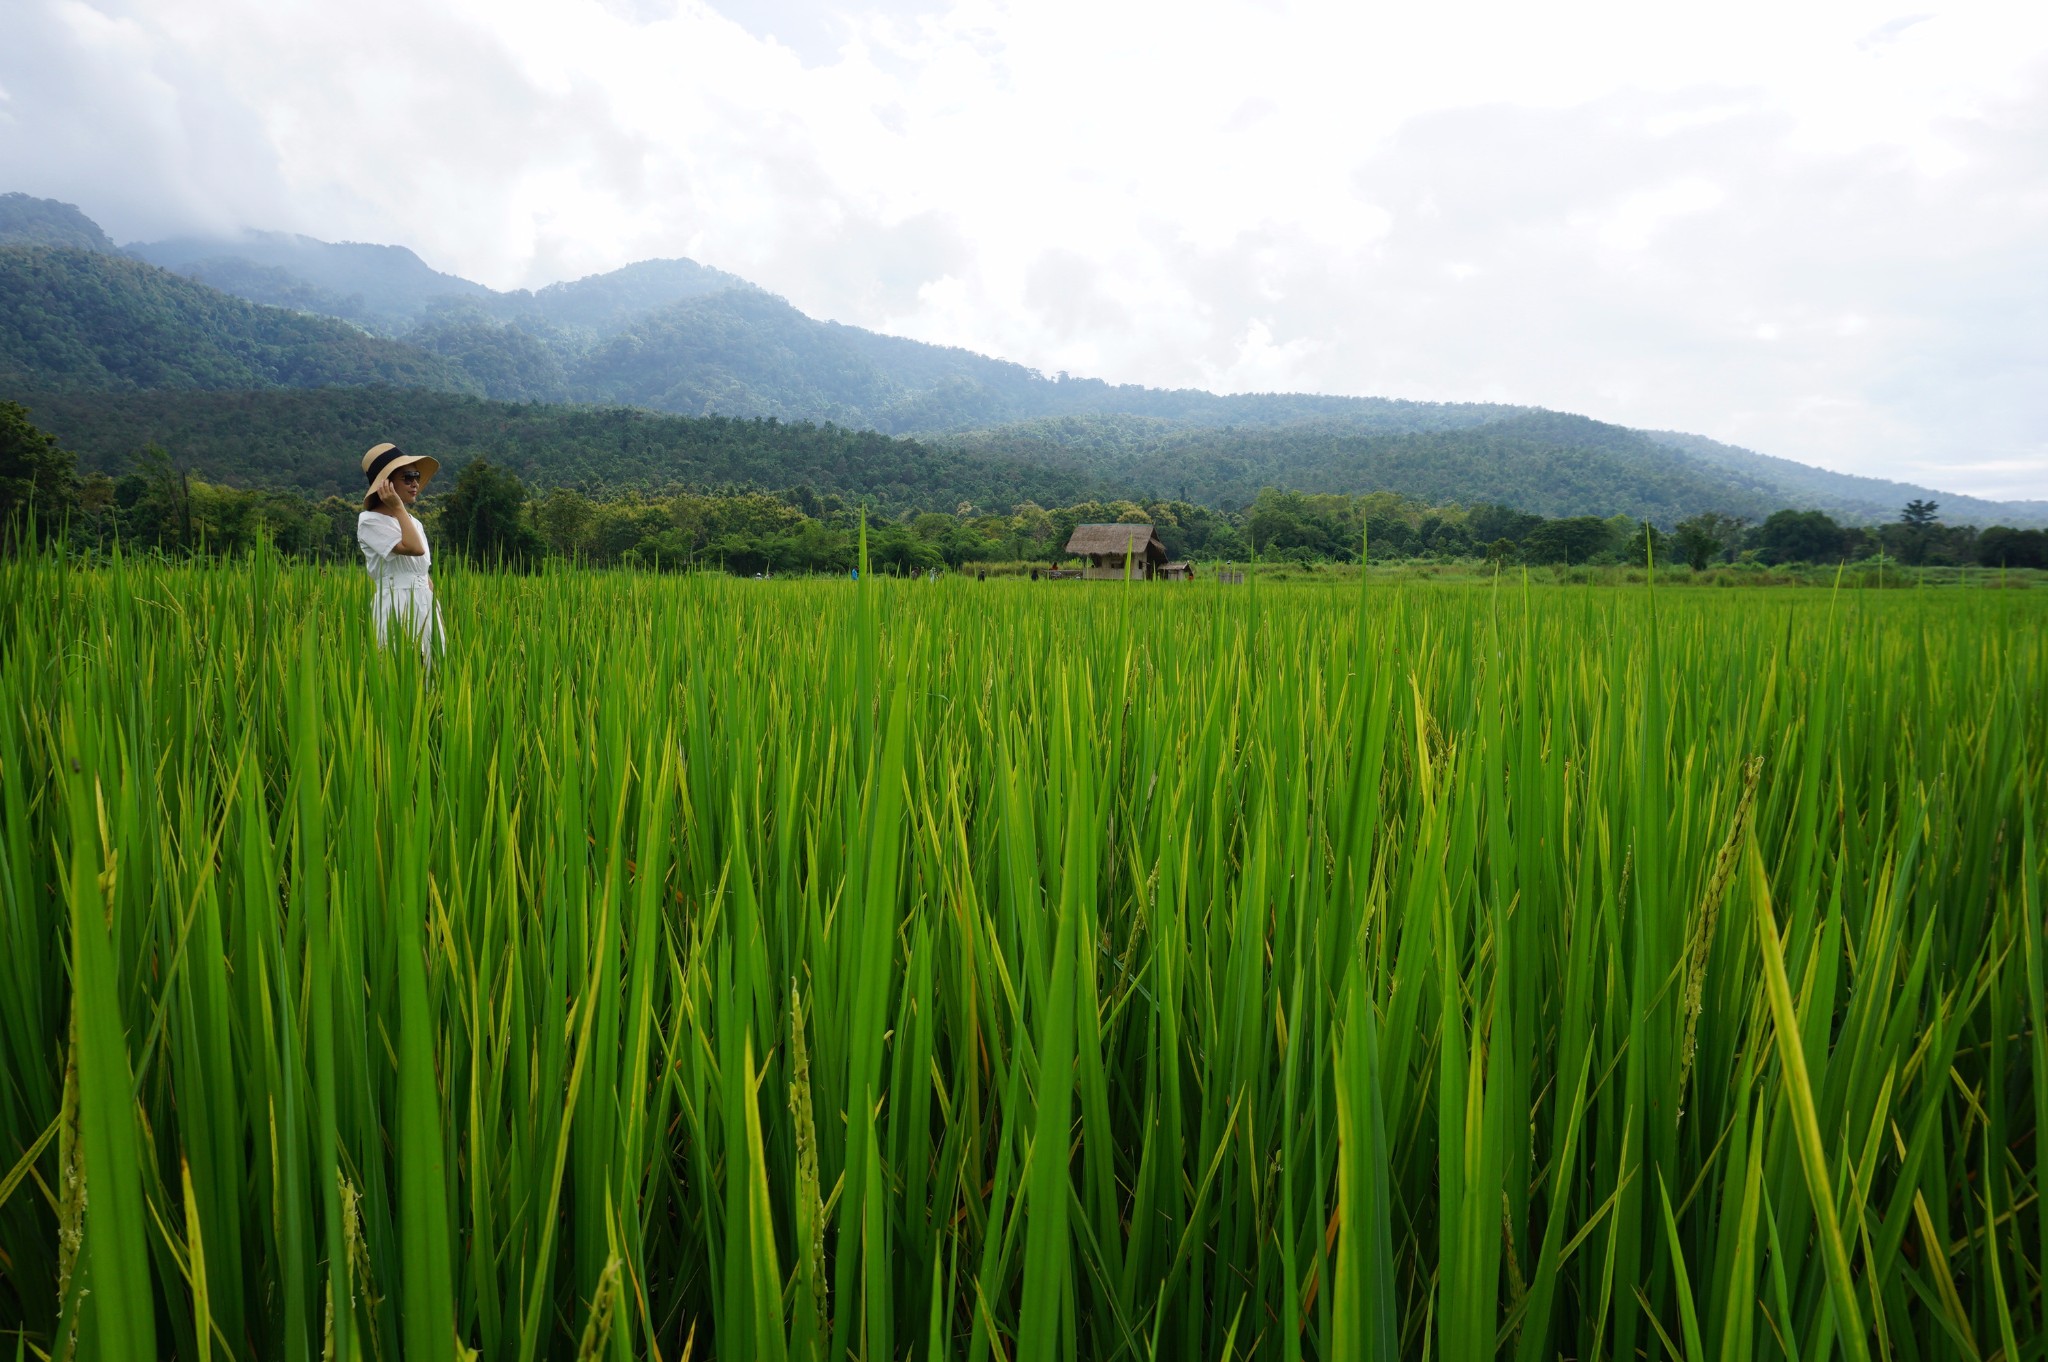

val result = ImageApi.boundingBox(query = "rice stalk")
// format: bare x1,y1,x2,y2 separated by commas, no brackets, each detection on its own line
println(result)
0,548,2039,1361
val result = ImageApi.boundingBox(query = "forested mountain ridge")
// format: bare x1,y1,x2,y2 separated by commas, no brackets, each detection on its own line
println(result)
116,211,1523,436
508,257,756,333
1642,428,2048,529
574,287,1526,436
33,386,2036,532
0,247,478,394
6,192,2043,526
0,193,119,253
127,230,496,329
128,229,756,336
1007,410,1793,523
12,387,1117,512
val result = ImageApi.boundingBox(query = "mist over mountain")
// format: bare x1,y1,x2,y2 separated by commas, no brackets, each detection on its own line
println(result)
4,193,2042,528
113,217,1516,436
127,229,755,338
126,230,494,329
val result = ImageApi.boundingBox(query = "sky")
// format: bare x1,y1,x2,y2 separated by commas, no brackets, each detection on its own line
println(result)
4,0,2045,499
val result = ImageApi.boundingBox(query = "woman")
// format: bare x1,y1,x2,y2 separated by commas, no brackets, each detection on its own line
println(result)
356,442,443,659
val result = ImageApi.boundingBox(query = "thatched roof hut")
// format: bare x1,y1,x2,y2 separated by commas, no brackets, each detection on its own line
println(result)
1065,524,1168,579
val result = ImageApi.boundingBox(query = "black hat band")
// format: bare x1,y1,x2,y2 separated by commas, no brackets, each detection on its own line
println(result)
365,446,409,483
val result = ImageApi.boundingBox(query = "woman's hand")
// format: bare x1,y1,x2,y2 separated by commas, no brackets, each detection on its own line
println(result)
378,477,429,556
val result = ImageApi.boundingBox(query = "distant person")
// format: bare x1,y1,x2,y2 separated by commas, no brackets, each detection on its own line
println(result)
357,442,443,662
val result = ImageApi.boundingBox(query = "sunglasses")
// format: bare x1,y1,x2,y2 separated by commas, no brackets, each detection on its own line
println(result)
393,469,423,485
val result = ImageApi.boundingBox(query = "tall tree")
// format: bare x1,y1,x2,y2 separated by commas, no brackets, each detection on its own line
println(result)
1975,526,2048,569
1671,512,1745,571
436,459,545,567
1522,516,1614,565
1895,499,1942,565
1752,509,1847,565
1623,519,1669,565
0,401,79,541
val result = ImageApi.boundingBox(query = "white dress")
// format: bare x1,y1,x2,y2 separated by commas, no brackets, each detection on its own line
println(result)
357,511,443,658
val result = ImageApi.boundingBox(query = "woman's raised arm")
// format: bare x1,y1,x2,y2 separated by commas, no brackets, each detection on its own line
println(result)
376,483,429,556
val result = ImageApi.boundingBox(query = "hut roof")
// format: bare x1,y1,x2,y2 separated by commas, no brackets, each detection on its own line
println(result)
1065,523,1167,561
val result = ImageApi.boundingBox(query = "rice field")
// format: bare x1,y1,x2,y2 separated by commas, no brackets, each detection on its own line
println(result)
1,549,2043,1362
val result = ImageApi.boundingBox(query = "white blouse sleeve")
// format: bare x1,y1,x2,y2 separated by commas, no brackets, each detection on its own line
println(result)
358,513,401,577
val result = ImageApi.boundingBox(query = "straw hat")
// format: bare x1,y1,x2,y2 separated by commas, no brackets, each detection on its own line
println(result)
361,442,440,501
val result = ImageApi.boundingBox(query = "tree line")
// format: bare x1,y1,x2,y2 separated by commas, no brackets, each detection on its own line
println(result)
6,402,2045,574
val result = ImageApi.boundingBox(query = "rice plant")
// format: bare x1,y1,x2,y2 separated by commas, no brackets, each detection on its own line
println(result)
0,545,2042,1361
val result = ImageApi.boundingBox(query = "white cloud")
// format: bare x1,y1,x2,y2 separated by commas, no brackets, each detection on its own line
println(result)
1593,177,1728,252
1,0,2044,498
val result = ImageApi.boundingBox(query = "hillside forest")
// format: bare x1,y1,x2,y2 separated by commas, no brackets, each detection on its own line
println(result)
6,218,2044,532
6,402,2043,577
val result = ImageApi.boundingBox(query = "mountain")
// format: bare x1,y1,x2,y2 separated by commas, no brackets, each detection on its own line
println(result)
7,192,2044,527
404,312,569,402
948,410,1788,522
0,193,119,253
152,255,387,329
119,220,1503,433
127,230,494,330
128,227,754,338
0,246,477,394
0,385,1834,527
1642,429,2048,529
568,287,1524,437
504,257,755,334
12,387,1113,512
